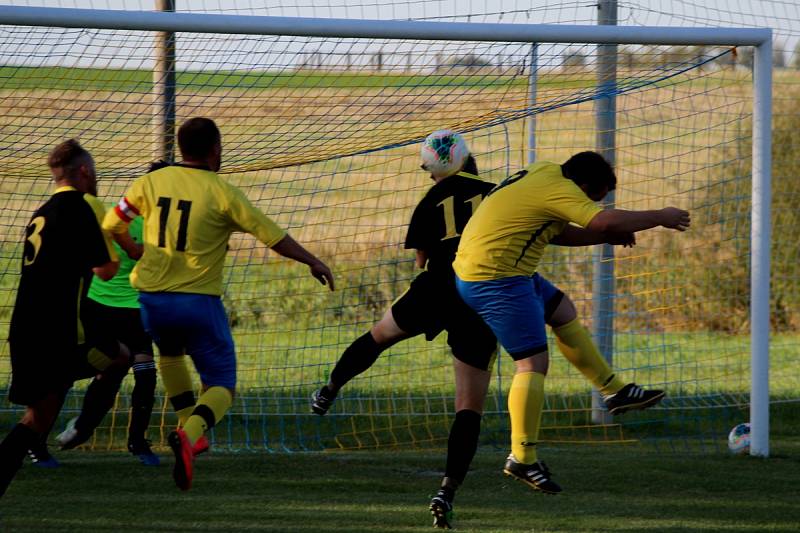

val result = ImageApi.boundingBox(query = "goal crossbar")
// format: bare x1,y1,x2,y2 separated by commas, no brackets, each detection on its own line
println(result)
0,5,771,46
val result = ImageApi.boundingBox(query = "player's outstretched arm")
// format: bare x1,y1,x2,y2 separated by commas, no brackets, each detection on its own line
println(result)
586,207,690,234
550,225,636,248
270,235,335,291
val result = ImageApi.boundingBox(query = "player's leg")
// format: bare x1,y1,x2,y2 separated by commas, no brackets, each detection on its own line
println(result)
430,359,492,529
58,300,132,450
429,301,496,528
313,273,435,415
312,307,410,414
542,275,665,414
57,363,129,450
140,293,196,427
127,353,158,465
0,389,66,497
161,293,235,490
455,274,561,494
111,306,160,465
139,291,203,489
26,397,69,467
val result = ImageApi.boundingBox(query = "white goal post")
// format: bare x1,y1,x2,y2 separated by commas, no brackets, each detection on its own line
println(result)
0,5,773,457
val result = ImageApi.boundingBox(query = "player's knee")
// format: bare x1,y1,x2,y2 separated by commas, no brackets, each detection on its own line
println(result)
547,293,577,327
21,404,58,434
513,350,549,375
117,341,131,362
370,318,406,346
455,393,486,413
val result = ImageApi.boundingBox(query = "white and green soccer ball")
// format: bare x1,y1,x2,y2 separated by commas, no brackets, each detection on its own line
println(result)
420,130,470,178
727,422,750,455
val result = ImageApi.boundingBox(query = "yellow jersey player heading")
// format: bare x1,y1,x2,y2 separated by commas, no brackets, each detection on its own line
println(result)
454,151,690,495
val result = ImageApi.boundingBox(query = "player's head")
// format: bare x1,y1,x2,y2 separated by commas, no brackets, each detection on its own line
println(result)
178,117,222,172
561,151,616,201
48,139,97,196
420,130,470,180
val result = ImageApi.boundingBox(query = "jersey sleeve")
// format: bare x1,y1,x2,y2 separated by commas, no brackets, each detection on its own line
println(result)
82,194,119,265
544,181,603,228
103,178,145,235
403,199,432,251
223,183,287,247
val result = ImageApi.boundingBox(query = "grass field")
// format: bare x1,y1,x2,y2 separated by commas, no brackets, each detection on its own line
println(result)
2,440,799,532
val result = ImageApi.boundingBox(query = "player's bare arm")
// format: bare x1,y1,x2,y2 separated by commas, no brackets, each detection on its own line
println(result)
415,249,428,269
270,234,335,291
550,225,636,248
113,230,143,260
586,207,690,234
92,260,120,281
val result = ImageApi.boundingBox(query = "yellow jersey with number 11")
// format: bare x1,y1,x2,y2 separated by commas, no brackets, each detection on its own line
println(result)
103,165,286,296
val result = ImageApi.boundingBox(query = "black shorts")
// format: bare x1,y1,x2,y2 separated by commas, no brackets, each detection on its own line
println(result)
8,338,120,406
82,298,153,357
391,271,497,371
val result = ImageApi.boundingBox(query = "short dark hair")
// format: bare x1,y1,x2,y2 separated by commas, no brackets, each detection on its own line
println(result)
177,117,221,160
561,151,616,195
461,154,478,176
47,138,91,179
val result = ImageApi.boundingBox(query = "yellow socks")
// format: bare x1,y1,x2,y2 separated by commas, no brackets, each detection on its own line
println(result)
553,319,625,397
183,386,233,445
508,371,545,464
159,355,196,426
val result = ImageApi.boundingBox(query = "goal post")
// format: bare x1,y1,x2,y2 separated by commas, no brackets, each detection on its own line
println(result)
0,5,772,456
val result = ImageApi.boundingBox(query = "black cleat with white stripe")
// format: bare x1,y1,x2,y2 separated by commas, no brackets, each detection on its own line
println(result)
604,382,665,415
429,491,454,529
503,455,562,494
310,387,336,415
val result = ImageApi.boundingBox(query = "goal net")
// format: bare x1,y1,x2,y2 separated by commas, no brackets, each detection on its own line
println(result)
0,7,786,454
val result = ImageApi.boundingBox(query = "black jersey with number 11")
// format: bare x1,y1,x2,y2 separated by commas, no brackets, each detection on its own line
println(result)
403,172,495,281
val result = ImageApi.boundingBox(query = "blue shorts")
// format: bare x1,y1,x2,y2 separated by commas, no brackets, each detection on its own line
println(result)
139,292,237,389
455,274,564,360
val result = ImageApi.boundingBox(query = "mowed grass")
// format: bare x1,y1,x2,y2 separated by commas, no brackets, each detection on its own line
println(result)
2,440,799,532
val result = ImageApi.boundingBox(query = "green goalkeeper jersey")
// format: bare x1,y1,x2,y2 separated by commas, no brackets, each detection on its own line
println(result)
88,215,142,309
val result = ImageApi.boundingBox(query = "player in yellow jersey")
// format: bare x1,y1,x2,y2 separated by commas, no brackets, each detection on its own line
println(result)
103,117,335,491
454,151,691,494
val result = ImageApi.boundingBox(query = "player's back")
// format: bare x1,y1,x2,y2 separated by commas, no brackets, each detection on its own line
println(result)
122,164,284,295
404,172,495,281
11,188,112,347
454,161,601,281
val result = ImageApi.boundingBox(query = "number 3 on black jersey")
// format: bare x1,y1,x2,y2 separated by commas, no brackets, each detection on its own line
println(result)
157,197,192,252
23,216,46,266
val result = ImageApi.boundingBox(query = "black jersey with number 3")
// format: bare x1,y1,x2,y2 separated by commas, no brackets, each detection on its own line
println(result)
404,172,495,281
9,188,114,351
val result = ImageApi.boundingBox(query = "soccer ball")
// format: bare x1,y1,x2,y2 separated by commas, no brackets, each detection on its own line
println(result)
727,422,751,455
420,130,470,178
